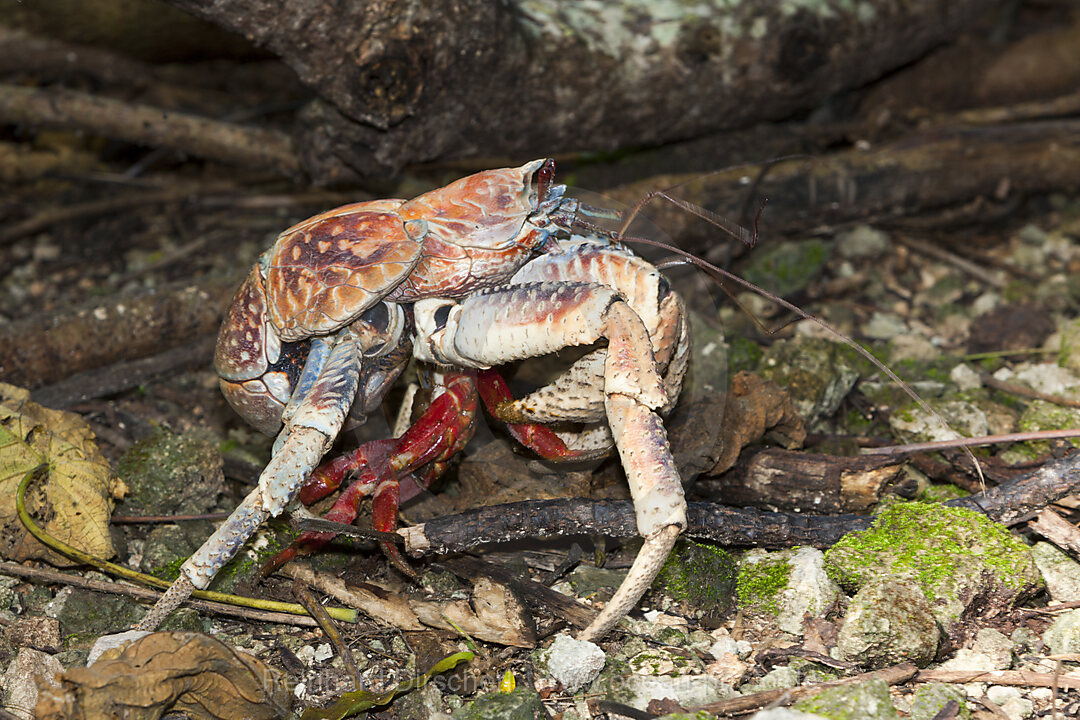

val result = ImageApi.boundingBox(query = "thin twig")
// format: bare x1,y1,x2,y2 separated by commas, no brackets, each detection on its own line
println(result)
0,561,319,627
293,581,363,689
0,181,236,246
914,668,1080,690
894,234,1006,288
863,429,1080,456
981,373,1080,410
688,662,917,715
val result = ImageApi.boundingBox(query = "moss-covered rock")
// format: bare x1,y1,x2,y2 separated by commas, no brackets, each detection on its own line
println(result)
452,688,545,720
825,503,1041,644
116,427,223,516
53,589,145,649
653,540,736,616
908,683,970,720
738,548,839,635
794,677,899,720
742,239,833,298
757,337,860,428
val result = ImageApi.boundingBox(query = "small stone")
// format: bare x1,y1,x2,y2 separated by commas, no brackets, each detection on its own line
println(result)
452,688,544,720
1030,543,1080,602
1043,608,1080,655
950,364,982,391
836,577,940,668
708,636,739,660
4,616,60,653
740,665,799,694
313,643,333,663
1017,224,1047,245
986,685,1034,720
862,312,908,341
738,547,839,636
909,683,970,720
87,630,149,666
705,652,748,685
593,673,735,712
939,629,1013,672
749,709,828,720
2,647,63,720
836,225,890,260
535,634,605,694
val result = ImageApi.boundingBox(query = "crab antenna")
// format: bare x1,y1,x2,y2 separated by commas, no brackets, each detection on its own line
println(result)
620,233,987,488
617,190,762,249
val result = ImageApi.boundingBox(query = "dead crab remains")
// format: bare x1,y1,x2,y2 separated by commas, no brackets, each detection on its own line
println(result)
138,159,690,641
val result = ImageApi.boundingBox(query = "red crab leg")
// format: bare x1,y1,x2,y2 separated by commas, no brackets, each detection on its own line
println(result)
263,372,478,575
475,369,603,462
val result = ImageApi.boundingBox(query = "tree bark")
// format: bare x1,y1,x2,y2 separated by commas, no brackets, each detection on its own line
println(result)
162,0,997,182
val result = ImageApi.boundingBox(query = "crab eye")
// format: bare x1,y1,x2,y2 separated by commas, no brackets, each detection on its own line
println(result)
433,304,452,330
535,159,556,203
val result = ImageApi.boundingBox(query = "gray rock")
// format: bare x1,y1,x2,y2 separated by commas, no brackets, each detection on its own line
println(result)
985,686,1033,720
909,683,970,720
653,540,737,616
593,673,737,712
739,548,839,636
756,338,860,428
1043,608,1080,655
4,615,61,654
836,577,940,668
2,647,63,720
940,629,1013,672
87,630,150,666
535,634,605,694
794,677,899,720
1030,542,1080,602
53,589,146,646
740,665,799,694
836,226,890,260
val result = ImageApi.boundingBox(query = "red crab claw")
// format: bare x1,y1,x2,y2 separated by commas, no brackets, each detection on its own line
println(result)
476,369,611,463
261,372,479,578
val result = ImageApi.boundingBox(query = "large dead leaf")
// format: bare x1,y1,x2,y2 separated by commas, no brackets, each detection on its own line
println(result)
34,632,291,720
0,383,124,563
708,371,806,475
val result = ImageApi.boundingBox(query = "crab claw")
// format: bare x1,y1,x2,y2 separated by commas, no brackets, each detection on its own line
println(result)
413,280,687,641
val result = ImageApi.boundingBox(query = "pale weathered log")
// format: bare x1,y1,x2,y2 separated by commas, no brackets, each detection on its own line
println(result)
162,0,995,182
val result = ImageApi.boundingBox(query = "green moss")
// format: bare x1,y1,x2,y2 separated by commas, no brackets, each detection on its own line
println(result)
654,541,736,613
824,502,1033,600
741,239,832,297
736,555,792,615
917,484,969,504
728,335,763,375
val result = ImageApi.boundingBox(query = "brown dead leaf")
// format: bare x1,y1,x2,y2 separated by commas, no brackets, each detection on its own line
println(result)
0,383,125,564
34,632,291,720
708,371,806,475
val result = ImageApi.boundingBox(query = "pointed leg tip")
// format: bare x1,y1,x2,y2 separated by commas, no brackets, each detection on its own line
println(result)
576,523,682,643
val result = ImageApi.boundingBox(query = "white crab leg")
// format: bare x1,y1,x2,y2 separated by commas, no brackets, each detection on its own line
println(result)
414,282,687,640
136,333,363,630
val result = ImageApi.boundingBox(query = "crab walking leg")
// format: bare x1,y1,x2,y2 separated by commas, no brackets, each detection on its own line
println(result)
415,283,687,640
136,335,363,630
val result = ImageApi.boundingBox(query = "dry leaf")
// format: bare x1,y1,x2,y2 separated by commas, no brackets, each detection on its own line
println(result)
708,371,806,475
0,383,125,563
34,632,291,720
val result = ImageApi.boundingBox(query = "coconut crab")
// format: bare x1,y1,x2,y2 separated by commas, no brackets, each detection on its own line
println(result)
138,160,689,640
